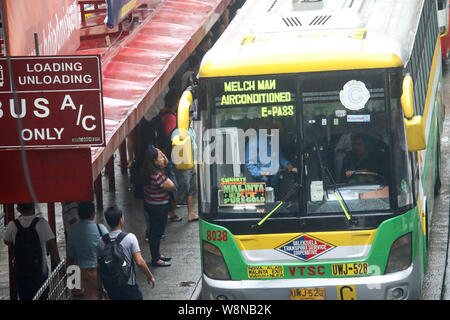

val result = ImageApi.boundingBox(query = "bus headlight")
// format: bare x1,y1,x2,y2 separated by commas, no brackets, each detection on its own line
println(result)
202,241,231,280
385,233,412,274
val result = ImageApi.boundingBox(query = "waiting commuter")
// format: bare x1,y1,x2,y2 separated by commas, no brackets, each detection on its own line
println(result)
160,91,182,222
172,108,199,222
181,55,201,92
142,146,175,267
66,202,109,300
3,203,60,300
98,205,155,300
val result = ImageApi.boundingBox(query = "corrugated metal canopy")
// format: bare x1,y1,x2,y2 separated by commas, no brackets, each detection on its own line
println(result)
77,0,230,179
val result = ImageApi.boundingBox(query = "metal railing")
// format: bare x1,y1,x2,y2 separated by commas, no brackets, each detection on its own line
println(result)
33,259,70,300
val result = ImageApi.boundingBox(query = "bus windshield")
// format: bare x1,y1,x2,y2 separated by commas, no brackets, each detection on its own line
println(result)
200,70,411,219
302,71,391,214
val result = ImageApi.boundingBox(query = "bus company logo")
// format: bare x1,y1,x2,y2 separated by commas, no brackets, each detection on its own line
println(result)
276,234,335,261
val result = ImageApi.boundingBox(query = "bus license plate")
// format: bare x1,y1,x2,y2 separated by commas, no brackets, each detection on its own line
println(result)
290,288,326,300
332,263,369,276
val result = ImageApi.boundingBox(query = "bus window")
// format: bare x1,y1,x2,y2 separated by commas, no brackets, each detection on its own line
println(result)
302,70,392,214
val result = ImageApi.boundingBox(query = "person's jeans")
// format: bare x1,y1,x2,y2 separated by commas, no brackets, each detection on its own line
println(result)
143,202,152,240
106,284,143,300
145,202,170,261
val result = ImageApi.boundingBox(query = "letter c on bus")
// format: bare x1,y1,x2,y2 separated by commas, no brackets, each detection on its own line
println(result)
338,285,357,300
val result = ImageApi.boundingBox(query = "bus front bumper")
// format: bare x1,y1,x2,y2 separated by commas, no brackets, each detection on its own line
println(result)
201,255,423,300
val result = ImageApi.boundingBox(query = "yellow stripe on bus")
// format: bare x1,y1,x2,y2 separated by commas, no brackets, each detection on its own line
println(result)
199,52,403,78
234,229,377,251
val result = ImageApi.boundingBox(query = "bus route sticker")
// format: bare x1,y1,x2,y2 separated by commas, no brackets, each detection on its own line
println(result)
339,80,370,111
248,265,284,279
220,177,266,206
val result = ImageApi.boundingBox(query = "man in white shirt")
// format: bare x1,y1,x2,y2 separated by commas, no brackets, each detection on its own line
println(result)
3,203,60,300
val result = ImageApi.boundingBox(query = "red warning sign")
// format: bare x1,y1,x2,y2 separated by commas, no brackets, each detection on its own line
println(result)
0,55,104,148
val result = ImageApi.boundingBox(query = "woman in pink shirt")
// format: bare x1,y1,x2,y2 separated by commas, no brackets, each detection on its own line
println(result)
142,146,175,267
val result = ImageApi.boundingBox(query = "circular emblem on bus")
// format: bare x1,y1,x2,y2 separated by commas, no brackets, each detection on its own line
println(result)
339,80,370,111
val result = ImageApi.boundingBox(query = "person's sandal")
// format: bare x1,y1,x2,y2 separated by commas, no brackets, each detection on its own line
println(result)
151,260,171,267
159,255,171,262
169,215,182,222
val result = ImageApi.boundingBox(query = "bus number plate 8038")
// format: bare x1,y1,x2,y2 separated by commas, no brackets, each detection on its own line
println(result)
290,288,326,300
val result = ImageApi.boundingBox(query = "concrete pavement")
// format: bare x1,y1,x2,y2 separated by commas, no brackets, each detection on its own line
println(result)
92,152,203,300
0,150,202,300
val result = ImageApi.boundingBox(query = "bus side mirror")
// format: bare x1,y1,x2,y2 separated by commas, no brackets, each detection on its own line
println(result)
177,90,193,140
403,116,426,151
401,75,414,118
172,135,194,170
401,75,426,151
172,90,194,170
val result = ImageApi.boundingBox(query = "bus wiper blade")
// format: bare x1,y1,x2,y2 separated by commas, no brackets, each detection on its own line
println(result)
251,182,301,229
324,166,355,224
314,143,356,224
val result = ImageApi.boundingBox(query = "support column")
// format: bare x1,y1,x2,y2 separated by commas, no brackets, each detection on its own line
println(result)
106,157,115,191
119,140,128,175
47,203,56,236
6,204,17,300
46,202,57,271
94,175,103,210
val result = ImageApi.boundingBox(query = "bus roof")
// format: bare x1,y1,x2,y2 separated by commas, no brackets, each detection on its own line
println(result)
199,0,424,78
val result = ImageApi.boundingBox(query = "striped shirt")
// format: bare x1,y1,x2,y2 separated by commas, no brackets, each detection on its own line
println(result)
144,171,169,204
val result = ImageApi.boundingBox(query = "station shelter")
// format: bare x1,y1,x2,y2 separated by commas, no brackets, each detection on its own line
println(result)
0,0,231,299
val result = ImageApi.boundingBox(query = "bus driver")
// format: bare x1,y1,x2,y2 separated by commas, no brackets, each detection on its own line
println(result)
245,117,297,190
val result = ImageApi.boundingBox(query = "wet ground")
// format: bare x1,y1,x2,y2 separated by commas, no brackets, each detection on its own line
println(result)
0,152,201,300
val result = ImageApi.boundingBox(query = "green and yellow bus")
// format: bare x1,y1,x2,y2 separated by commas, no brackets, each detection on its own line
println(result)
174,0,444,300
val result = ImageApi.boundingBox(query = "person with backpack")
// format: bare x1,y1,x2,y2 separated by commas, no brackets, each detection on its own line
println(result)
97,205,155,300
66,201,109,300
3,203,60,300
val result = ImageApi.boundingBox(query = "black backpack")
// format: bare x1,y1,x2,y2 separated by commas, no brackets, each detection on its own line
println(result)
98,232,133,289
13,218,43,276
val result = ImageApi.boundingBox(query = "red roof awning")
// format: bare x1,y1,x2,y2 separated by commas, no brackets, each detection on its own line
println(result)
78,0,231,179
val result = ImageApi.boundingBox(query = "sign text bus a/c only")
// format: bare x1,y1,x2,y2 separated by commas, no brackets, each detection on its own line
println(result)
0,55,105,148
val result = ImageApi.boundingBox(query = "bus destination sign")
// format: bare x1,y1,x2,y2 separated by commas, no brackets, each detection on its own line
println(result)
214,77,296,118
0,55,105,148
